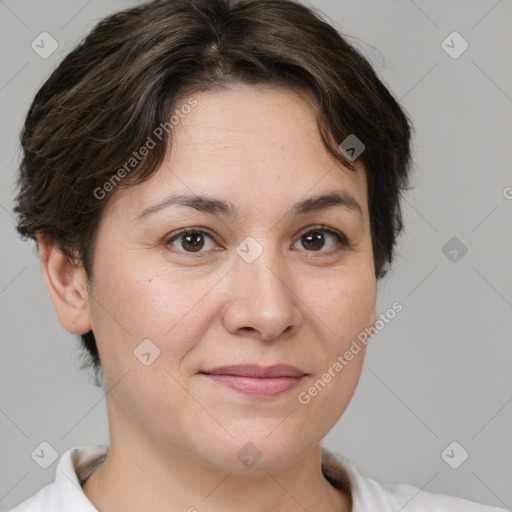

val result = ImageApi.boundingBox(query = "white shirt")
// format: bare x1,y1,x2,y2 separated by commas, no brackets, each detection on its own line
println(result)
7,444,510,512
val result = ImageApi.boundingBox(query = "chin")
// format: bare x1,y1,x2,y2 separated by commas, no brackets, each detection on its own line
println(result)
195,428,314,474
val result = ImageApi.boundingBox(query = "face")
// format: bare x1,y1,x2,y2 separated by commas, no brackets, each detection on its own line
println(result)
82,83,377,471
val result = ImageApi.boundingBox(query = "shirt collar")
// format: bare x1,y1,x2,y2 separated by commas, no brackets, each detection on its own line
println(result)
54,444,109,512
321,446,395,512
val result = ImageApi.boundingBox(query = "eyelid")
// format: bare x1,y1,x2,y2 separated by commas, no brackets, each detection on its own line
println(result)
170,227,217,239
296,224,348,242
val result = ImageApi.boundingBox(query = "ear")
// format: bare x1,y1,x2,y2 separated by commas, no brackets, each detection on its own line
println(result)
35,234,92,335
368,309,377,330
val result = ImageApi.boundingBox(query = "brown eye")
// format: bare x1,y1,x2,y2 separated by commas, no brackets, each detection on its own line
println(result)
294,227,350,253
302,231,325,251
165,229,216,253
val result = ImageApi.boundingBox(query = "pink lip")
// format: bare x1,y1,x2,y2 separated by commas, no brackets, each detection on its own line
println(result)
200,364,306,397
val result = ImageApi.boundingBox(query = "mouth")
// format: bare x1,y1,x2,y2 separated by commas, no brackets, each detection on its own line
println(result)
199,364,307,397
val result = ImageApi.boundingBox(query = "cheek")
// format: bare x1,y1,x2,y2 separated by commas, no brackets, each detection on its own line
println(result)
306,265,376,348
88,251,221,369
292,265,375,424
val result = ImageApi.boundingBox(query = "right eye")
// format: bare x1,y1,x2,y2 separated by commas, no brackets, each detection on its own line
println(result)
164,228,219,255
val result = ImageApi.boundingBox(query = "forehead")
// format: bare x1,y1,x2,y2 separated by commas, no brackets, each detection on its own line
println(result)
172,83,334,164
108,84,368,222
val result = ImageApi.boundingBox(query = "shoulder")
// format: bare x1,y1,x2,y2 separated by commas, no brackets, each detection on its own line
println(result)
6,483,57,512
6,444,109,512
321,448,510,512
375,477,509,512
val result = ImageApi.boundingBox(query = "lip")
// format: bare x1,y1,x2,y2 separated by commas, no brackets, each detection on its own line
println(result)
202,364,306,378
200,364,307,397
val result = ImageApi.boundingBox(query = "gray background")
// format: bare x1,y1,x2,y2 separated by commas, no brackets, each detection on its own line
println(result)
1,0,511,510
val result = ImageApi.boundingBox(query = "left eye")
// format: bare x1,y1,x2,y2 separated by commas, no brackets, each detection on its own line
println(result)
292,227,349,253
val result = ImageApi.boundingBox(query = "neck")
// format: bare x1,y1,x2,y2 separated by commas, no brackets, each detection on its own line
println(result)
82,436,352,512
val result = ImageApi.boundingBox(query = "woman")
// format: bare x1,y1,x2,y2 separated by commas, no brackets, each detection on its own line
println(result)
9,0,508,510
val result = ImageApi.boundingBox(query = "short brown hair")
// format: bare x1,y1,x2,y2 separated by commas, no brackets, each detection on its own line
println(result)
14,0,413,380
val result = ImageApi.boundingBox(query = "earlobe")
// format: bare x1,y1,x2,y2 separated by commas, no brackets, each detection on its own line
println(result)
35,234,92,335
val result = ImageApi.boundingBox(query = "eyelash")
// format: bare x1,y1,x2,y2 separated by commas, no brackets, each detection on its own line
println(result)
164,225,353,256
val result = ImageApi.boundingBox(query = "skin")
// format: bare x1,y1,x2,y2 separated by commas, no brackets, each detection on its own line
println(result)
37,83,378,512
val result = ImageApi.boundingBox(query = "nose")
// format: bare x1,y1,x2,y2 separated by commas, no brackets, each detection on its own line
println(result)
221,246,303,341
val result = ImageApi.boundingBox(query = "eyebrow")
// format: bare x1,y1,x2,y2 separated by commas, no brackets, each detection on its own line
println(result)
135,190,363,221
